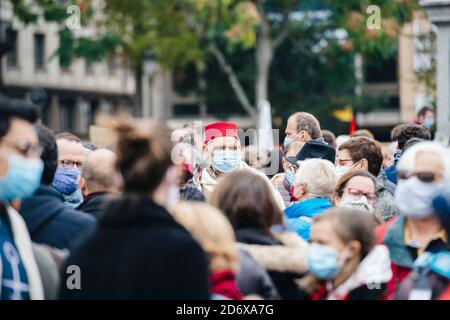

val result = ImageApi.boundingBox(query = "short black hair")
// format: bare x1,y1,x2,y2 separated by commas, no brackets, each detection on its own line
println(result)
394,124,431,150
0,95,39,140
35,124,58,185
403,138,425,152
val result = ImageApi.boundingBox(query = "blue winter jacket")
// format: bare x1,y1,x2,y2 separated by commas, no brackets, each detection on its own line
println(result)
283,198,333,240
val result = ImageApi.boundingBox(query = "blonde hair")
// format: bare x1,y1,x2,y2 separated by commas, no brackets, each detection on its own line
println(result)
172,201,239,273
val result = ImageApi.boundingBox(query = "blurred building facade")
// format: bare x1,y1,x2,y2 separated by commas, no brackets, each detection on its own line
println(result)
0,0,134,137
358,13,434,140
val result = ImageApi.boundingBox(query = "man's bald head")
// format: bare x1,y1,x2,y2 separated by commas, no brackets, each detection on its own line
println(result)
79,149,118,196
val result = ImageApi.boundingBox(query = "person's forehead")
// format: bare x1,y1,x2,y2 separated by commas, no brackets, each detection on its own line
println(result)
414,151,444,173
346,176,374,193
337,148,351,158
2,118,38,144
57,139,85,159
210,136,239,148
310,220,333,240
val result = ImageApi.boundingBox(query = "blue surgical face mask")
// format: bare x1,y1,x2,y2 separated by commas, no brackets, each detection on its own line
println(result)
52,166,81,195
284,170,295,186
0,155,44,202
423,118,434,129
284,136,292,149
307,243,348,280
212,150,240,173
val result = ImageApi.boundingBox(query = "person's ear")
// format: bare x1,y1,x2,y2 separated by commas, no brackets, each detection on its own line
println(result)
333,195,341,206
299,130,307,142
360,158,369,171
294,183,306,199
78,176,87,196
346,240,362,260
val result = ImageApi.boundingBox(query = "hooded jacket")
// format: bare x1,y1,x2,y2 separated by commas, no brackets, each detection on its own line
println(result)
20,185,96,250
283,198,333,240
235,228,306,300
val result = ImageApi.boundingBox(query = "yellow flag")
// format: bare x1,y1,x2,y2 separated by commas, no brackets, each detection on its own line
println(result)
333,106,353,122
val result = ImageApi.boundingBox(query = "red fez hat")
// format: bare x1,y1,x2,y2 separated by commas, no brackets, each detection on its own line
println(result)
204,122,238,143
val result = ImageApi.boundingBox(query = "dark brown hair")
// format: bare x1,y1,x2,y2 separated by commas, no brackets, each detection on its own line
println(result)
334,170,376,199
110,117,173,195
209,170,283,232
338,137,383,176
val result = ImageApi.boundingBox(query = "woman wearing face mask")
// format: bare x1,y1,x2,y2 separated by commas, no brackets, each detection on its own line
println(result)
59,117,210,299
0,99,45,300
334,171,383,225
210,170,309,300
376,141,450,299
298,208,392,300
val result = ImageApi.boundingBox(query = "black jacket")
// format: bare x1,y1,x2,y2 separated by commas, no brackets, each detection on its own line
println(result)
20,185,97,250
237,249,280,299
59,196,210,300
77,192,111,218
235,228,305,300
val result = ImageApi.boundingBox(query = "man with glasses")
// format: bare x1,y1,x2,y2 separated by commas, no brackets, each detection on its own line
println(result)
20,125,96,250
51,132,86,208
0,96,44,300
336,136,398,221
376,141,450,299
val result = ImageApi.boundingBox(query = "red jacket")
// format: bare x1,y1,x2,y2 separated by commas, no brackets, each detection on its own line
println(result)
375,216,414,299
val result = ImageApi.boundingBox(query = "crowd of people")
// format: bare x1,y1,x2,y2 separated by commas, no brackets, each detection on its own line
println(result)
0,95,449,300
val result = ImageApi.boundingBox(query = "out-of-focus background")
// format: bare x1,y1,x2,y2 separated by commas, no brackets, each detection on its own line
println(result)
0,0,445,142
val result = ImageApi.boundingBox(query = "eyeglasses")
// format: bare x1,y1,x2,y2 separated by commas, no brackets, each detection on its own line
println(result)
1,139,42,158
397,171,442,183
59,160,83,169
344,187,378,203
335,158,354,166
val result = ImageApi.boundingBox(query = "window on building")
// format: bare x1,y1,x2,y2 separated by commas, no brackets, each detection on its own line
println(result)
34,33,45,69
364,56,398,83
59,98,76,132
6,29,18,67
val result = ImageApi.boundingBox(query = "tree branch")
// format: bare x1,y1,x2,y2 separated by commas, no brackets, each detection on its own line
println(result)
255,0,270,34
210,43,256,118
273,9,291,49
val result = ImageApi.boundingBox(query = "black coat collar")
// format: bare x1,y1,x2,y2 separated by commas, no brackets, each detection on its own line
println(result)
99,194,175,228
235,227,280,246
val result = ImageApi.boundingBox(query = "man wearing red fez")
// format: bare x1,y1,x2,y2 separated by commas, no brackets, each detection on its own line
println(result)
200,122,285,210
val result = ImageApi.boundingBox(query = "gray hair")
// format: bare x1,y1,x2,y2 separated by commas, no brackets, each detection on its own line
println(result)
397,141,450,180
294,158,337,198
290,112,322,139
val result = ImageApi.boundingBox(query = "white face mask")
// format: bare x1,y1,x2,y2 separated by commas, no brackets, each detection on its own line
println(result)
336,165,351,178
395,176,443,219
339,195,374,213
